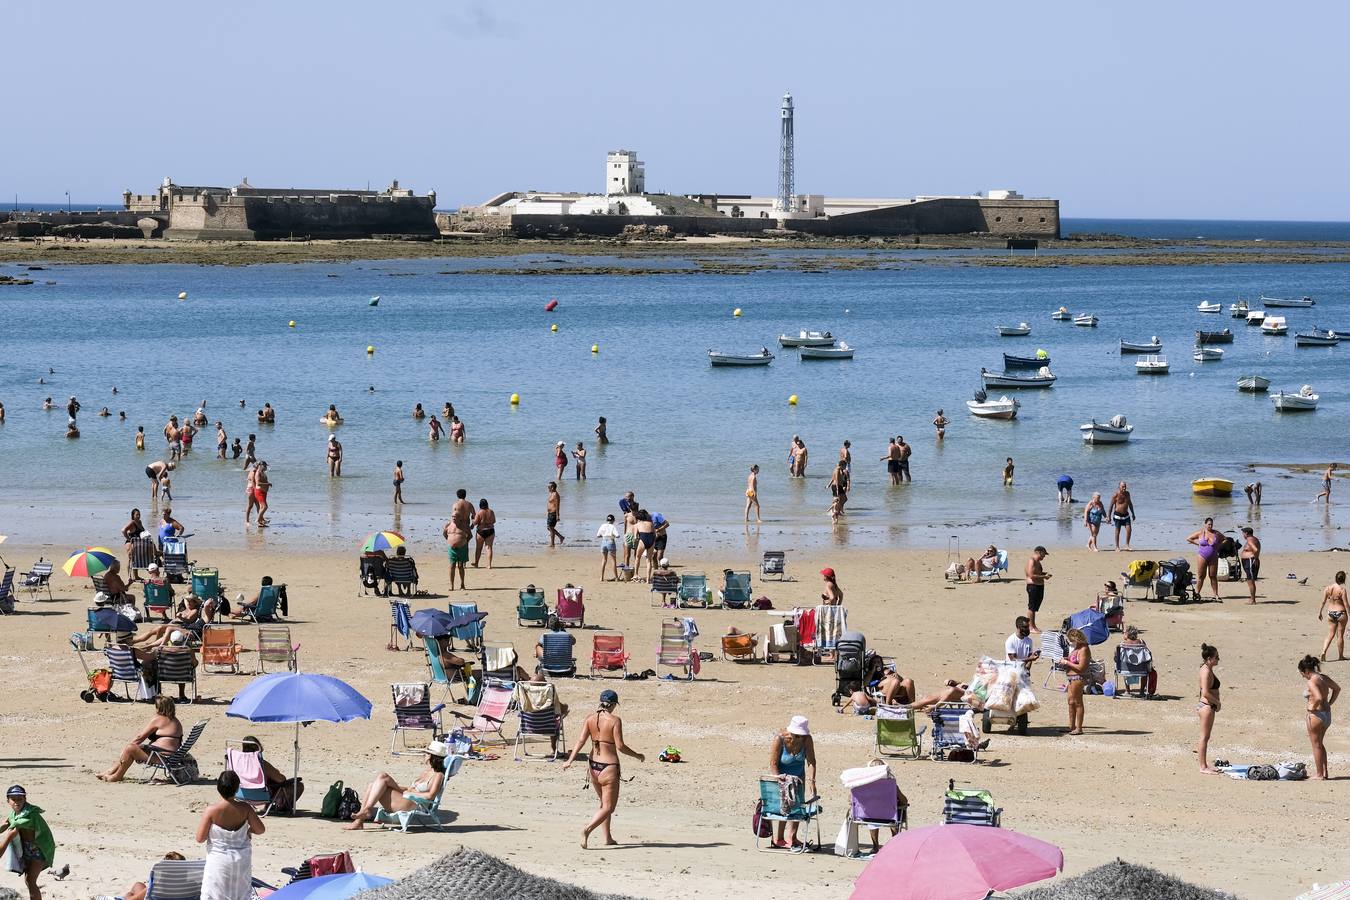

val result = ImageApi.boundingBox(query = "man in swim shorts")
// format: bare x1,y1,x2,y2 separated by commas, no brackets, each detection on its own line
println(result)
546,482,565,548
145,460,174,501
1240,526,1261,605
881,438,902,486
1024,546,1052,634
1110,481,1136,551
445,488,473,591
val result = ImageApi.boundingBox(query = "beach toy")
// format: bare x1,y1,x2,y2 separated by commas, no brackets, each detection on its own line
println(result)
510,393,520,405
788,394,798,406
591,344,599,354
545,299,558,312
178,291,187,300
733,308,742,317
366,345,375,354
288,320,296,328
551,323,558,332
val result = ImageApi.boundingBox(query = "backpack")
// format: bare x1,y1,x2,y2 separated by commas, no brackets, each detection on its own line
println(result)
320,780,344,818
337,787,361,821
752,799,771,838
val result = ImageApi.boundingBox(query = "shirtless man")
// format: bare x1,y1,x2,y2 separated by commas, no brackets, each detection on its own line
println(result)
1320,571,1348,661
896,436,912,483
839,440,852,473
595,416,609,445
1240,526,1261,604
258,403,275,424
444,489,473,591
1024,546,1052,633
1315,462,1336,504
621,492,638,566
327,435,343,477
745,464,761,523
215,422,227,459
145,460,175,500
882,438,902,486
546,482,565,547
1110,481,1136,551
793,438,808,477
163,416,181,461
787,435,800,475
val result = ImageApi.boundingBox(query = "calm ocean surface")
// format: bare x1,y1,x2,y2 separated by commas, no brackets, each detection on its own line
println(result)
0,251,1346,556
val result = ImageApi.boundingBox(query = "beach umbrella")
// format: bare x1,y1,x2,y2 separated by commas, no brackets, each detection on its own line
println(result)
1298,881,1350,900
267,871,393,900
361,531,405,553
226,671,372,814
851,824,1063,900
63,547,117,578
89,607,138,633
411,608,456,637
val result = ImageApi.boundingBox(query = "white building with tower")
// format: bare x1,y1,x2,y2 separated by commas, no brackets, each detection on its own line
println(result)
606,150,645,196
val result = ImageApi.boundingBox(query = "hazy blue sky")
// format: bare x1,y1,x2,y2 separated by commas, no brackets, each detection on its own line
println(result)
4,1,1346,219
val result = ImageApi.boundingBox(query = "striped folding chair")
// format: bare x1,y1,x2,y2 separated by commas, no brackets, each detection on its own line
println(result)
1040,631,1069,691
390,682,444,754
942,779,1002,826
142,720,207,785
104,644,143,700
658,620,695,680
0,568,14,615
388,600,413,651
449,678,514,745
19,559,54,601
154,647,198,703
257,625,298,673
512,681,565,760
929,703,980,762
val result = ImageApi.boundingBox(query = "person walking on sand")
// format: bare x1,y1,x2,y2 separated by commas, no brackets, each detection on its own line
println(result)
1024,546,1051,634
1315,462,1336,504
1110,481,1135,551
563,690,644,849
933,409,949,440
1319,571,1348,661
0,785,59,900
1083,491,1105,551
445,489,473,590
546,482,565,547
1299,655,1340,780
1240,526,1261,604
393,461,404,505
472,498,496,568
882,438,902,486
597,514,620,581
1197,644,1222,773
1187,517,1222,602
1003,457,1015,486
573,442,587,480
896,436,911,483
326,435,342,477
745,465,761,523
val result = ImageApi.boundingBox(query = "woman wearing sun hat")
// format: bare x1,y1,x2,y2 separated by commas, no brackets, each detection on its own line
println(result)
554,441,569,479
343,741,449,830
0,785,58,900
768,715,817,849
563,690,645,849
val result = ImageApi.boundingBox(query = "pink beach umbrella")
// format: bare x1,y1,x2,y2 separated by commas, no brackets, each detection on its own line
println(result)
851,824,1063,900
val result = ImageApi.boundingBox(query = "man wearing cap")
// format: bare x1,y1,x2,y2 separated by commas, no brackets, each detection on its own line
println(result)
1,785,57,900
1025,547,1052,634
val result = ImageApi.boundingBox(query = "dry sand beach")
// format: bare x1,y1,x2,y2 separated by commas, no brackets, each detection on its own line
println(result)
1,540,1345,899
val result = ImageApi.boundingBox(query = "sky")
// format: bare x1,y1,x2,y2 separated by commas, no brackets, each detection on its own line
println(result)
3,1,1347,219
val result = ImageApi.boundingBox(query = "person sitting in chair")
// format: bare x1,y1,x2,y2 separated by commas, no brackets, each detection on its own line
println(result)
228,576,278,620
384,546,419,596
535,616,577,676
965,545,1000,583
239,735,303,813
342,741,448,830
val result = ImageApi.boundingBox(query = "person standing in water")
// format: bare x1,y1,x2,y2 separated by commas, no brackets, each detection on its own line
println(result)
562,690,645,849
327,435,342,477
1110,481,1135,551
745,465,761,524
595,416,609,445
393,461,405,505
1315,462,1336,504
1003,457,1015,486
882,438,902,486
573,442,587,480
933,409,949,440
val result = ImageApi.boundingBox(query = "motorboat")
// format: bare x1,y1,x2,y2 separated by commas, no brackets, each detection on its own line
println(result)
778,330,835,348
1229,300,1249,318
799,343,854,360
1080,415,1134,444
1073,314,1098,327
1295,328,1340,347
1246,310,1266,326
709,348,774,367
1051,307,1072,321
1003,350,1051,369
1273,385,1319,411
997,323,1032,337
1261,294,1316,308
1197,301,1223,313
980,366,1056,388
1192,478,1235,497
1193,345,1224,361
967,391,1020,420
1196,328,1234,344
1135,355,1170,374
1120,337,1162,354
1260,316,1288,335
1236,374,1271,393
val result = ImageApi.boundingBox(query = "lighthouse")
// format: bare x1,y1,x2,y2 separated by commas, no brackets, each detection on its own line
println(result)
774,92,795,219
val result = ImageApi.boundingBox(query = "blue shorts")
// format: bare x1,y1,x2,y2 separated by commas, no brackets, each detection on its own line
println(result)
602,540,616,554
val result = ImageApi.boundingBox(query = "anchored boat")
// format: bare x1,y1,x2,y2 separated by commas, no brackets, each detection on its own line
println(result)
708,348,774,367
1236,374,1270,393
1193,345,1224,362
1197,301,1222,313
1260,294,1315,308
1295,328,1339,347
1229,300,1249,318
1003,351,1052,370
980,367,1056,388
1120,337,1162,354
1135,355,1170,374
1073,313,1098,327
1260,316,1288,335
799,343,854,360
1192,477,1235,497
997,323,1032,337
967,391,1020,419
1051,307,1072,321
778,330,836,348
1081,415,1134,444
1196,328,1234,344
1272,385,1319,411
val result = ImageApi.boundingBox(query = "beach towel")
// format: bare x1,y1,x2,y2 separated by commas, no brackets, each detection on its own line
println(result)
309,852,354,878
226,749,266,792
777,774,802,811
513,681,560,715
394,683,426,707
796,608,817,648
482,646,516,674
679,617,699,641
839,764,890,790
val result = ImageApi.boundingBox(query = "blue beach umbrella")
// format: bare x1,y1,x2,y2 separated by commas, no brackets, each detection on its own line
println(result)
267,871,393,900
411,608,456,637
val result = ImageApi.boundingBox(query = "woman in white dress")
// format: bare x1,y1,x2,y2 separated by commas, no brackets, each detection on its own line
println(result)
195,771,264,900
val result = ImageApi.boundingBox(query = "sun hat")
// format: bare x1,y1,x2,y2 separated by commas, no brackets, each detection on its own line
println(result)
557,440,565,446
147,563,159,572
599,689,619,706
424,740,449,758
5,785,25,798
787,715,810,736
820,567,835,579
328,434,336,442
169,630,187,645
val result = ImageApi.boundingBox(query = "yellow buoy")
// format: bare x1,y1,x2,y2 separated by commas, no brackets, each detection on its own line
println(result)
366,345,375,354
591,344,599,354
788,394,798,406
510,393,520,405
551,324,559,332
733,308,742,317
288,320,296,328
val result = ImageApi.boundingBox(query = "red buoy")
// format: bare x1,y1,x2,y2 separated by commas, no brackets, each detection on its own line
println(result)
545,299,558,312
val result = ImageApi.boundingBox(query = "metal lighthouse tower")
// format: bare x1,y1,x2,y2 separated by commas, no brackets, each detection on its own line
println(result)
774,92,795,217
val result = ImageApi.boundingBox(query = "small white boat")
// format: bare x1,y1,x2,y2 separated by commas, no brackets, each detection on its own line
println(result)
1246,310,1266,326
1237,374,1270,393
778,330,836,348
1261,316,1288,335
980,366,1056,388
1081,414,1134,444
799,342,854,360
1193,346,1224,362
1073,314,1098,327
967,393,1020,419
708,348,774,367
1295,328,1340,347
1229,300,1249,318
1261,294,1316,308
1135,355,1170,374
1273,384,1319,411
1051,307,1072,321
1197,301,1223,313
997,323,1032,337
1120,337,1162,354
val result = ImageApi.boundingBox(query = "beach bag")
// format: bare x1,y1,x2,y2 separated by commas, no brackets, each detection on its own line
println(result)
1277,761,1307,781
169,753,199,784
1246,765,1279,781
1014,687,1040,715
752,800,772,839
89,668,112,698
337,787,361,821
320,780,344,818
834,820,859,857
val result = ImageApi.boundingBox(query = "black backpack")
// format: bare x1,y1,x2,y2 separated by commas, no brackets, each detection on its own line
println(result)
336,787,361,821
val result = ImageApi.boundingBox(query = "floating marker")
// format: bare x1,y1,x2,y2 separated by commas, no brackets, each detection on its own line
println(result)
551,324,558,332
733,308,743,317
178,291,188,300
788,394,798,406
366,345,375,354
510,393,520,405
844,308,850,314
591,344,599,353
368,296,380,306
288,320,296,328
545,299,558,312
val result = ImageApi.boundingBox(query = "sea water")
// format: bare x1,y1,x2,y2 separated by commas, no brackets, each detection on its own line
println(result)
0,252,1346,555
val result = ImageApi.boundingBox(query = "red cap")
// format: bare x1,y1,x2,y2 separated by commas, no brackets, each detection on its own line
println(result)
820,567,835,578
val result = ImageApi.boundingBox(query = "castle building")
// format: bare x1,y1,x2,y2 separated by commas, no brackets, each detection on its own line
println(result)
605,151,645,196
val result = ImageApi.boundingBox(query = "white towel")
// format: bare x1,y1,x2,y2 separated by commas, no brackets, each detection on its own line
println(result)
839,764,890,789
393,683,426,707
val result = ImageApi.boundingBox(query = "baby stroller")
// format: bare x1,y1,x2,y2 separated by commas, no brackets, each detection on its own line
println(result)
1216,534,1241,581
832,631,866,706
1154,558,1195,603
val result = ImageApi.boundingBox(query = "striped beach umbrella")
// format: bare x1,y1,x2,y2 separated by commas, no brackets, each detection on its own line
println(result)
63,547,117,578
361,531,405,553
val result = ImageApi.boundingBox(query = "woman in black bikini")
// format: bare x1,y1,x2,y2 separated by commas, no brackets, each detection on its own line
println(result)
563,689,645,849
97,695,182,782
1197,643,1222,773
472,498,496,569
1320,571,1348,662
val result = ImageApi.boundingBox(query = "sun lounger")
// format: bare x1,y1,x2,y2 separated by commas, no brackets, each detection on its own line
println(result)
239,585,282,623
143,582,173,622
0,568,14,615
280,852,355,884
942,779,1002,826
538,631,577,677
844,766,906,848
388,600,413,651
649,570,680,607
128,537,158,575
422,635,467,704
145,854,274,900
658,620,696,680
929,703,980,762
719,570,753,609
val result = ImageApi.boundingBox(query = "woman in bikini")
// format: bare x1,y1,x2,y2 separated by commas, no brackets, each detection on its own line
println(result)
97,695,182,782
343,742,448,829
631,510,656,582
472,498,496,569
1060,628,1090,735
563,690,645,848
1197,643,1222,773
1319,571,1348,661
1186,517,1222,602
1299,655,1340,780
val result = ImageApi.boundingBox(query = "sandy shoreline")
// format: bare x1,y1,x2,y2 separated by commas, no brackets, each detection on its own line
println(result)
0,538,1345,899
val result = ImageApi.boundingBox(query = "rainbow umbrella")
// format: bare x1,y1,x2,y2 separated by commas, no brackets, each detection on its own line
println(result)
361,531,405,553
63,547,118,578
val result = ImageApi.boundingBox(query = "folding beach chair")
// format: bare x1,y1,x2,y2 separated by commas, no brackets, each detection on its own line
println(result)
388,600,413,651
1120,559,1157,601
755,775,822,853
128,537,158,576
390,682,444,754
538,631,577,677
225,744,274,816
280,852,355,885
105,644,144,700
449,678,514,745
513,680,565,761
875,704,925,759
978,551,1009,582
240,585,281,623
760,550,787,581
929,703,980,762
423,635,467,704
479,642,520,683
516,588,548,627
590,633,629,678
942,779,1002,826
142,719,206,784
1040,631,1069,691
0,568,14,615
143,581,174,622
383,555,419,596
555,586,585,628
201,625,241,674
811,605,849,663
844,767,907,852
146,858,273,900
372,754,463,832
765,621,800,664
449,601,484,651
160,538,192,584
1114,643,1156,697
88,607,134,644
677,572,709,608
359,554,388,597
257,625,298,674
658,620,696,680
154,647,198,702
650,570,680,607
721,632,758,662
19,558,53,601
719,570,753,609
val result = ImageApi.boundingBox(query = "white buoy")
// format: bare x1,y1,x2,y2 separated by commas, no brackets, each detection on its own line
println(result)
178,291,188,300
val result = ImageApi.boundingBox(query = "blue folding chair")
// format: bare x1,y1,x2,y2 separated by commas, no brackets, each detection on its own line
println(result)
389,600,413,651
929,703,980,762
423,635,466,703
720,571,753,609
450,601,484,650
755,776,822,852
